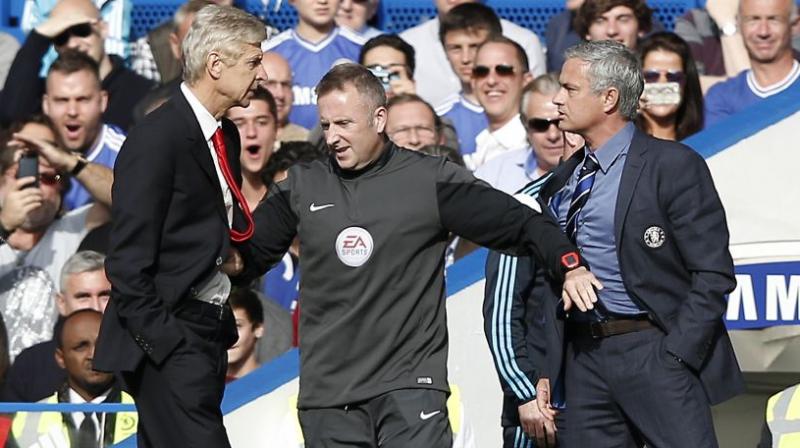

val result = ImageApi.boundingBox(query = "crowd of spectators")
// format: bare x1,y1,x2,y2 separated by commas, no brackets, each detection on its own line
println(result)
0,0,797,444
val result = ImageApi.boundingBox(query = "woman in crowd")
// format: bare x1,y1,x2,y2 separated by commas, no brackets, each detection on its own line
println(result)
637,32,704,140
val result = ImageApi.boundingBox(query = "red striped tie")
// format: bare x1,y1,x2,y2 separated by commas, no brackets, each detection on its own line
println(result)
211,128,254,242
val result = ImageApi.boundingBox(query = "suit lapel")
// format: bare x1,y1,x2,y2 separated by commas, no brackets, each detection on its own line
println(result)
174,92,228,222
540,150,583,203
614,129,649,245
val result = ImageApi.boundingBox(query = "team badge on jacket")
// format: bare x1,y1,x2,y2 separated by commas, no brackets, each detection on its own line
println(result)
644,226,666,248
336,227,374,267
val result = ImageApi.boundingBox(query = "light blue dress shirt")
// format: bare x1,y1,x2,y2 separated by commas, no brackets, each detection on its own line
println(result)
555,123,643,316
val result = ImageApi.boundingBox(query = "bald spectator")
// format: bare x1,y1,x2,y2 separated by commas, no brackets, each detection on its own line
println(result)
704,0,800,127
470,36,532,170
475,73,565,194
574,0,653,50
0,0,154,130
336,0,382,39
2,251,110,403
43,51,123,211
385,94,444,150
401,0,545,108
0,116,112,361
261,52,311,144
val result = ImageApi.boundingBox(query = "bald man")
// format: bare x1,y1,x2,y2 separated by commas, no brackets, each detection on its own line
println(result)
0,0,153,130
261,51,310,144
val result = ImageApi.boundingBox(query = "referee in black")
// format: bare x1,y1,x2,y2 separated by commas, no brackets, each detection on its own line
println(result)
235,63,602,447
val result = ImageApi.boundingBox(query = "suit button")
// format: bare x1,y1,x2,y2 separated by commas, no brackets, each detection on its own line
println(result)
216,256,223,266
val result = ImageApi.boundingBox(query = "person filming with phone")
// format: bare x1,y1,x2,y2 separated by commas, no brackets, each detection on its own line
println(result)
636,32,705,140
359,34,418,100
0,115,112,360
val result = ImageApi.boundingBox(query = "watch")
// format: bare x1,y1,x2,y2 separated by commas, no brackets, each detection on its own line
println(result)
70,155,89,176
721,22,738,37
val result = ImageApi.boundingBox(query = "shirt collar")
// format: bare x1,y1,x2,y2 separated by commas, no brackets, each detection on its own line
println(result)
586,122,634,173
516,146,538,178
180,82,221,141
490,114,527,149
69,387,111,404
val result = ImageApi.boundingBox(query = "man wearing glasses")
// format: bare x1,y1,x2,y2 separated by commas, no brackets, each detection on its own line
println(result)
470,36,533,171
385,94,443,151
0,0,153,130
475,73,568,194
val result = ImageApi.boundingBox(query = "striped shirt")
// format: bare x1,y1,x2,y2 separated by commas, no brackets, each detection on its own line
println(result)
64,124,124,211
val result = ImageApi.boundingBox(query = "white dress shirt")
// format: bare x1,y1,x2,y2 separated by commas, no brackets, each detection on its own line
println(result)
471,114,529,170
69,387,111,445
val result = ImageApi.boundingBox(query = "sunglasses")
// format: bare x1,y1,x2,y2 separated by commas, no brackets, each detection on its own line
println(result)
53,23,93,47
472,64,516,79
526,117,561,132
642,69,685,85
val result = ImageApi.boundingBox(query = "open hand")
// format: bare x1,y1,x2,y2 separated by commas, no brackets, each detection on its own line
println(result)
562,266,603,312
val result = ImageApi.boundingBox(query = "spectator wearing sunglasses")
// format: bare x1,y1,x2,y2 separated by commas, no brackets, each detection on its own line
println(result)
0,115,112,361
703,0,800,128
435,3,501,163
470,36,533,170
0,0,154,131
636,32,704,141
475,73,566,194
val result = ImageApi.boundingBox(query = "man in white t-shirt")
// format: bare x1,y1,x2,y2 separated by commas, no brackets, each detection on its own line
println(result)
400,0,545,108
0,116,112,359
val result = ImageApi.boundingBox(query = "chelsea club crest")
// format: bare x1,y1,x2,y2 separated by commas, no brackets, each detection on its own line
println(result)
644,226,665,248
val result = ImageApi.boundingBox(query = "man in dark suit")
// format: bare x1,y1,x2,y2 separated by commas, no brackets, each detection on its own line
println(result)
531,40,743,447
93,5,267,447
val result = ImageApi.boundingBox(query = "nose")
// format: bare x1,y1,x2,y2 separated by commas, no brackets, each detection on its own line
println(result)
340,0,352,11
546,123,562,142
89,297,103,312
755,19,770,37
553,88,566,106
255,63,267,83
325,126,340,148
606,20,618,37
407,128,421,146
244,120,257,138
67,100,79,116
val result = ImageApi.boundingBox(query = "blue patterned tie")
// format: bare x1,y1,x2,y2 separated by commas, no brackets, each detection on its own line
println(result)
565,153,600,244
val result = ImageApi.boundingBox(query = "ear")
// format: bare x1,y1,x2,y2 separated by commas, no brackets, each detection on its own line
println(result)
253,323,264,339
207,51,224,80
522,71,534,84
42,93,50,116
602,87,620,114
99,89,109,113
97,20,109,40
55,347,65,369
372,105,388,133
169,32,181,61
56,293,67,316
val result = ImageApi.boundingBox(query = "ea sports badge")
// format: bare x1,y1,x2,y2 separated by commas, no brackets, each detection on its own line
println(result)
336,227,374,267
643,226,665,248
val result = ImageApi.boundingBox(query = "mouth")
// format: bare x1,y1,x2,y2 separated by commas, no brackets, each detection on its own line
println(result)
245,144,261,156
64,123,82,140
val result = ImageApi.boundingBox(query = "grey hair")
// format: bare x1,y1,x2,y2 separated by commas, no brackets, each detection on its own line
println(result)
182,5,267,85
172,0,214,32
60,250,106,293
519,72,562,118
564,40,643,120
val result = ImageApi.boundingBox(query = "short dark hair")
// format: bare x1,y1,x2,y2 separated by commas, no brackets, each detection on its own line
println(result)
262,141,327,186
439,3,502,45
228,288,264,326
477,35,529,72
316,63,387,115
637,32,704,139
56,309,102,349
386,93,442,131
248,87,278,121
574,0,653,39
418,144,464,166
47,49,101,89
358,34,416,76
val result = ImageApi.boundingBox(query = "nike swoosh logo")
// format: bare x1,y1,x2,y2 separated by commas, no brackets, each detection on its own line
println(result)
309,203,334,212
419,410,441,420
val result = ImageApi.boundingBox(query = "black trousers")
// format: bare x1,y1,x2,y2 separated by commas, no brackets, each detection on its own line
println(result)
121,301,237,448
298,388,453,447
559,327,718,448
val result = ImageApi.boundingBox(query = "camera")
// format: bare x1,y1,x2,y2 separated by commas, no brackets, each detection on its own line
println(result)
367,65,401,92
